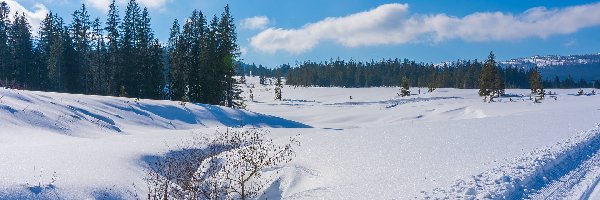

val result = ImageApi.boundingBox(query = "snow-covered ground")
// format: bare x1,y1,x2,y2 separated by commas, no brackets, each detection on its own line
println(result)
1,76,599,199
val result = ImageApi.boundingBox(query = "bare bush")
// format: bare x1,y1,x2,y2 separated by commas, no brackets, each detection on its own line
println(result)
146,128,299,200
0,79,23,90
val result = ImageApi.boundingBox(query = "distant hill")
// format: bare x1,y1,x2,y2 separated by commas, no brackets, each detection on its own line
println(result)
500,54,600,81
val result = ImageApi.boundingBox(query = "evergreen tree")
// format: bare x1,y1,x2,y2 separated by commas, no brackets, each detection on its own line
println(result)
0,1,10,81
147,39,165,99
70,4,92,93
167,19,184,100
35,13,55,91
105,0,120,95
400,77,410,97
90,17,107,95
479,52,503,99
259,75,266,85
137,7,163,99
218,5,241,107
47,15,66,91
8,13,34,87
120,0,141,97
186,10,206,103
529,65,544,97
274,74,282,101
62,21,79,93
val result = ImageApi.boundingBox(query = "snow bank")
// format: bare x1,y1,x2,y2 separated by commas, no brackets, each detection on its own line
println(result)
0,88,310,136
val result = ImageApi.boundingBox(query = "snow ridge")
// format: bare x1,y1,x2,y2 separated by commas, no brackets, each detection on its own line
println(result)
426,124,600,199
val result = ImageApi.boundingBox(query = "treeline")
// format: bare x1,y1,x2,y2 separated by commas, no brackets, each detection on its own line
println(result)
0,0,243,108
236,62,291,78
283,58,600,89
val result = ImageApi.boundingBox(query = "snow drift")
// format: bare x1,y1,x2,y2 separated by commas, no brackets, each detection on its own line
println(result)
0,88,310,136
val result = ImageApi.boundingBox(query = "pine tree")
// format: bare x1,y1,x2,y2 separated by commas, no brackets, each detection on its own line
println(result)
120,0,142,97
168,19,185,101
229,77,246,109
479,52,503,100
202,15,221,105
62,22,79,93
90,17,107,95
400,77,410,97
218,5,241,107
186,10,206,103
70,4,92,93
9,13,35,87
137,7,163,99
148,39,165,99
274,75,282,101
105,0,120,96
47,15,66,91
529,65,544,97
0,2,10,81
35,13,55,91
259,75,266,85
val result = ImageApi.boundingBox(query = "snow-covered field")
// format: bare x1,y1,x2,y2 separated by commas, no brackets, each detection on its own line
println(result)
1,77,599,199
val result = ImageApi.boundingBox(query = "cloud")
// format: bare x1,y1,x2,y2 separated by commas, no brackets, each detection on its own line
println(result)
83,0,114,13
564,39,577,47
138,0,169,10
84,0,170,13
241,16,270,30
239,46,249,56
251,2,600,54
3,0,49,35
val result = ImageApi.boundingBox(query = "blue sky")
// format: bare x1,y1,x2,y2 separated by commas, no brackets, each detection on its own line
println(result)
6,0,600,67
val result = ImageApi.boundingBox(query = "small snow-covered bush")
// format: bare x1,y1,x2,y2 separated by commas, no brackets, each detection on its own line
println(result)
146,128,299,200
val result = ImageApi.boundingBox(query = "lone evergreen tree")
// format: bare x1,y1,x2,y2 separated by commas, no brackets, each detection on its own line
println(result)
529,65,544,99
399,77,410,97
427,81,436,93
259,75,266,85
479,52,504,101
228,77,246,109
274,74,282,101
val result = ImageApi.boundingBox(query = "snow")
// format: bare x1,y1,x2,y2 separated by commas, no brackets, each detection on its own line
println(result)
1,77,599,199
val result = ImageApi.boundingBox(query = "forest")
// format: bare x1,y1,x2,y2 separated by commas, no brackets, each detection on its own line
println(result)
0,0,244,108
247,59,599,89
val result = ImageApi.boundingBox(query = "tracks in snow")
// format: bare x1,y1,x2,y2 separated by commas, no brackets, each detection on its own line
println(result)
526,148,600,199
427,125,600,199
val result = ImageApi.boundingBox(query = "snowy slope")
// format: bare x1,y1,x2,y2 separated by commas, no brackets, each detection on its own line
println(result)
0,88,309,136
245,77,600,199
1,77,600,199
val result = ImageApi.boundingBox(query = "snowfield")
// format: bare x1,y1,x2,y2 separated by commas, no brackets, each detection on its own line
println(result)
1,77,599,199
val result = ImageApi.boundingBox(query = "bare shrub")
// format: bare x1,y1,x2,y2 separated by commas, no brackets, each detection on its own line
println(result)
146,128,300,200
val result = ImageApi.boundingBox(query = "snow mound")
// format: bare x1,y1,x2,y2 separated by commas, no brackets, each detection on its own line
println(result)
0,88,310,136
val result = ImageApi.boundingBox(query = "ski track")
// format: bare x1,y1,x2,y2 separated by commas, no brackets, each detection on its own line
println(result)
526,148,600,199
428,125,600,199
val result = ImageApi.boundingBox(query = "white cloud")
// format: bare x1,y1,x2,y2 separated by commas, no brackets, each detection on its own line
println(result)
241,16,270,30
240,46,249,56
251,2,600,54
3,0,49,35
138,0,169,10
83,0,114,13
564,39,577,47
84,0,169,13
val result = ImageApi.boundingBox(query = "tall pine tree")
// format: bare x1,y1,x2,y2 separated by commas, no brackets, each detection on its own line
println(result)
105,0,120,96
218,5,241,107
0,2,10,82
529,65,544,97
9,13,34,87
